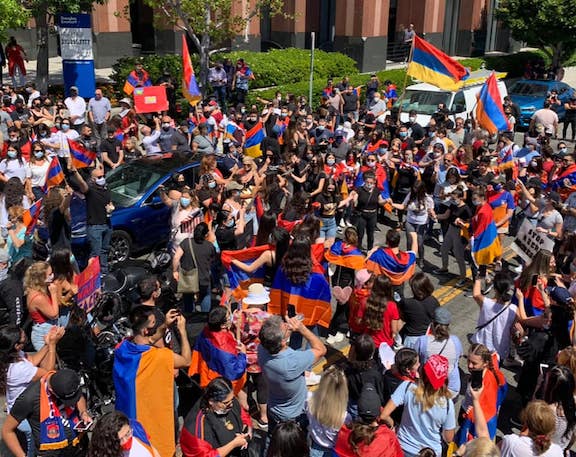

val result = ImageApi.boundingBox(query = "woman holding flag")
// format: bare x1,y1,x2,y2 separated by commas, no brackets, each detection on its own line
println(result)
27,142,50,200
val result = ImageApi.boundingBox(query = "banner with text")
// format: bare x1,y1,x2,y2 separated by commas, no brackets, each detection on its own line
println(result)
75,257,101,312
511,220,555,262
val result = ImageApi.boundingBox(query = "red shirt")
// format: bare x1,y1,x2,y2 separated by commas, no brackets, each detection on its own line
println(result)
334,424,404,457
368,300,400,347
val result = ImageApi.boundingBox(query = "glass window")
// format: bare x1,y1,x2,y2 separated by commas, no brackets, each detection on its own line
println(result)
507,82,549,97
396,90,452,115
451,91,466,113
107,163,163,208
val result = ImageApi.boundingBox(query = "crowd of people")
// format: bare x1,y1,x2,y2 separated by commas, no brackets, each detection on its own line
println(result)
0,57,574,457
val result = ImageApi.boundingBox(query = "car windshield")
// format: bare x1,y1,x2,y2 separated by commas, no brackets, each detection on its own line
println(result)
508,82,549,97
396,90,452,115
107,163,164,208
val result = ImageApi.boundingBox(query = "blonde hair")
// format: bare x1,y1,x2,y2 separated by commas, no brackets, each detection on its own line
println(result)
521,400,556,455
413,374,451,412
557,346,576,384
8,205,25,223
308,365,348,429
463,437,500,457
23,261,50,294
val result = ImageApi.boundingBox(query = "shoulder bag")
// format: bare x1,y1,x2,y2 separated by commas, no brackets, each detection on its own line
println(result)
177,238,200,294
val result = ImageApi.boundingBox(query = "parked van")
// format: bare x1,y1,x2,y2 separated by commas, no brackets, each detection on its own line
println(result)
396,69,508,126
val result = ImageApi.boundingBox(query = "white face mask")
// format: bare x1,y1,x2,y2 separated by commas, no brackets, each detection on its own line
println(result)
409,117,417,123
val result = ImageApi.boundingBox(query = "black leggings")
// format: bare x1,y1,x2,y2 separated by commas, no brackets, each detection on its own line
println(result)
353,211,378,250
247,372,268,404
564,117,576,140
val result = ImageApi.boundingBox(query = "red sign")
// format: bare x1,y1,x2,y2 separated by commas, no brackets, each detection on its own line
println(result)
133,85,169,113
75,257,101,312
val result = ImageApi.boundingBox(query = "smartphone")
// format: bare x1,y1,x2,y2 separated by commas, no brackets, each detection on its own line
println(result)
532,274,539,287
470,369,483,390
539,363,550,376
73,420,94,432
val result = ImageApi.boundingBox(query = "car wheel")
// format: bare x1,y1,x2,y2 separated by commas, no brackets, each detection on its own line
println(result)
109,230,132,264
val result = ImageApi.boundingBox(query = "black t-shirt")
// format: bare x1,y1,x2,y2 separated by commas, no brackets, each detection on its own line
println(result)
10,381,84,457
356,186,379,212
10,108,31,123
315,192,340,218
216,225,236,251
49,208,72,249
84,183,111,225
447,203,473,227
100,137,121,163
345,360,389,406
179,238,216,286
342,92,359,112
399,295,440,337
406,122,425,141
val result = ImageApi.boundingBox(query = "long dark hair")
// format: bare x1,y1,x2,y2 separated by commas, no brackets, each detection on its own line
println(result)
267,420,310,457
0,325,23,395
272,227,290,270
50,248,75,282
364,275,392,331
541,365,576,438
281,235,312,285
408,180,428,208
255,211,277,246
88,411,128,457
349,421,379,454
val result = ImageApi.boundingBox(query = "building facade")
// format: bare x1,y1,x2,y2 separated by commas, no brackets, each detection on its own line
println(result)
8,0,512,71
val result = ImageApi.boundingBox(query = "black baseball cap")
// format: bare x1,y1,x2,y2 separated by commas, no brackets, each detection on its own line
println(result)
358,383,380,423
50,369,82,407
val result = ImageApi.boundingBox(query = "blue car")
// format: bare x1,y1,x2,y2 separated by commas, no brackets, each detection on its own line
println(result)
107,154,219,262
507,79,575,129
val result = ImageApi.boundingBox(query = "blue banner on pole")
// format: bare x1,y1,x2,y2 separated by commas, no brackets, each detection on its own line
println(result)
58,13,95,98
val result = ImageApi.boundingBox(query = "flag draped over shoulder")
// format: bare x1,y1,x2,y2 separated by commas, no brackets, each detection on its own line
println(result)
407,35,470,90
244,121,265,158
220,245,270,300
471,203,502,266
325,240,365,270
365,248,416,286
188,328,247,394
113,340,175,457
550,163,576,201
45,157,64,188
182,35,202,106
475,73,510,135
23,199,42,235
269,268,332,328
68,139,96,169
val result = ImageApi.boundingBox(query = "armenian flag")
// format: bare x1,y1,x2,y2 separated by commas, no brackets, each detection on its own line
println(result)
244,121,265,158
325,240,365,270
23,199,42,235
68,139,96,169
407,35,470,90
123,69,152,96
471,203,502,266
45,157,64,188
182,35,202,106
550,163,576,201
188,327,247,394
476,73,510,135
220,245,270,301
365,248,417,286
113,340,176,457
269,268,332,328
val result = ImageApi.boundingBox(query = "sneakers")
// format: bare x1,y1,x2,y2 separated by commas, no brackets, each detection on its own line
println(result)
305,372,322,386
481,282,494,295
455,278,469,288
433,268,449,275
255,417,269,430
326,332,345,345
339,219,347,229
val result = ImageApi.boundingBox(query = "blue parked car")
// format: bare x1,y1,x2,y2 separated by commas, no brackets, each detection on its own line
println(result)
507,79,575,129
107,154,219,262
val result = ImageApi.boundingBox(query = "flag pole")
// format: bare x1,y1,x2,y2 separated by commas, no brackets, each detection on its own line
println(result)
396,38,415,121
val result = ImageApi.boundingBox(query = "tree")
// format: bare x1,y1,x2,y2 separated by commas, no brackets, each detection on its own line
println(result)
0,1,30,37
496,0,576,68
150,0,289,94
21,0,105,93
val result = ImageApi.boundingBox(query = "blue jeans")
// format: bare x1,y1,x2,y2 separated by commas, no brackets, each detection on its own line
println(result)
17,419,34,457
320,217,337,240
402,335,421,349
213,86,227,109
310,441,332,457
87,224,112,275
31,322,55,351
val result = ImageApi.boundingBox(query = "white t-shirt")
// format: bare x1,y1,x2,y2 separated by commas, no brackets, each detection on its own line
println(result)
28,160,50,187
403,193,434,225
500,434,563,457
6,353,37,411
471,297,517,359
64,96,87,125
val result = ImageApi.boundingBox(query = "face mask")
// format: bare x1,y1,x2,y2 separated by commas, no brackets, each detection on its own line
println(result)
46,273,54,283
39,132,47,137
61,124,70,131
241,108,246,114
428,131,435,137
472,199,482,206
95,177,106,186
119,109,129,117
317,125,325,131
365,183,375,191
180,197,190,207
306,154,314,160
367,160,376,168
9,137,17,143
280,113,287,118
7,150,16,159
34,151,44,159
530,160,538,167
374,97,380,102
326,159,335,166
399,132,408,138
208,181,216,189
560,148,567,153
249,117,257,122
409,117,417,123
120,437,133,451
225,219,235,228
55,123,60,129
493,184,502,191
162,124,170,131
26,87,32,93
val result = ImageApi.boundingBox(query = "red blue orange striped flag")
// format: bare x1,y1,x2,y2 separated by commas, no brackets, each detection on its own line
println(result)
407,35,470,90
46,157,64,188
325,240,365,270
220,245,270,300
69,139,96,169
471,203,502,266
244,122,265,158
182,35,202,106
365,247,417,286
476,73,510,135
22,199,42,235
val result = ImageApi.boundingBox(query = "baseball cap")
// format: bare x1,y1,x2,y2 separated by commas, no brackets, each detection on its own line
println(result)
70,86,78,92
547,286,573,307
358,383,381,422
433,307,452,325
50,369,82,407
423,354,449,390
225,181,244,191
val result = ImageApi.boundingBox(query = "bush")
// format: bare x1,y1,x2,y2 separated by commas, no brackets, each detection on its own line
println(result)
484,51,549,77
